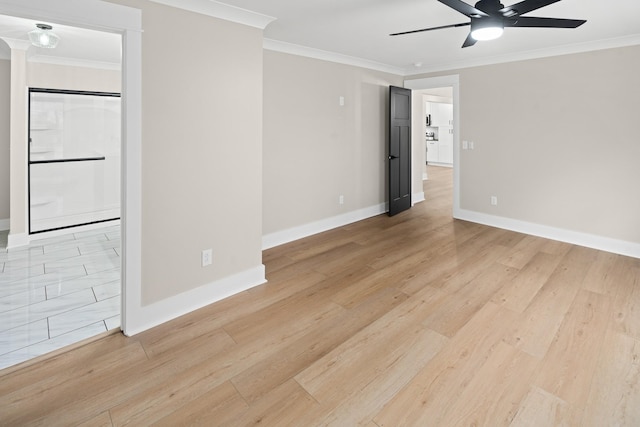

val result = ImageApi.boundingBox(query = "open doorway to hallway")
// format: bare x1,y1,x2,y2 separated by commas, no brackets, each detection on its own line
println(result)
405,75,460,217
422,87,454,171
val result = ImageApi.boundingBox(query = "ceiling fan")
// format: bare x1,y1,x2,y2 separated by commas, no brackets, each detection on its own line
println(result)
390,0,586,48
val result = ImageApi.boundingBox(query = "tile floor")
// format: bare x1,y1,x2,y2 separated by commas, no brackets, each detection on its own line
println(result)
0,225,121,370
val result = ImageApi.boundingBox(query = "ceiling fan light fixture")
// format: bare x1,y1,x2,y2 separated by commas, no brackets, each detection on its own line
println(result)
28,23,60,49
470,17,504,41
471,26,504,40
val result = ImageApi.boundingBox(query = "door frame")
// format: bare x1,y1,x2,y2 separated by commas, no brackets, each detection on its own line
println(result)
0,0,142,336
404,75,461,217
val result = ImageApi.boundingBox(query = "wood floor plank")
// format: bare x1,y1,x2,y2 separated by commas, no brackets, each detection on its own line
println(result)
373,302,519,426
222,286,345,345
394,228,512,296
328,260,419,309
107,343,274,424
75,411,114,427
611,261,640,341
0,342,149,425
0,332,134,395
510,386,577,427
360,227,452,271
295,285,448,401
300,326,448,426
26,328,237,426
498,235,549,269
136,315,237,360
581,329,640,426
400,237,511,296
230,379,320,427
150,381,249,427
231,286,409,404
491,251,564,313
502,246,595,358
423,262,518,337
436,341,540,426
581,250,625,296
533,289,611,407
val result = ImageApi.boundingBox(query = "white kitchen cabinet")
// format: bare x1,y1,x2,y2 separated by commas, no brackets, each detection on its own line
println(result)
428,102,453,127
438,128,453,164
426,101,453,165
426,139,439,163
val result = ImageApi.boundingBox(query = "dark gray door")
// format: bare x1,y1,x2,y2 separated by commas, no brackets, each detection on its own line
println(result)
388,86,412,216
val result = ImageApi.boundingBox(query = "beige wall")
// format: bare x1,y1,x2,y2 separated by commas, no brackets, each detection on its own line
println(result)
262,50,403,235
110,0,264,305
0,59,8,222
410,45,640,244
27,62,120,92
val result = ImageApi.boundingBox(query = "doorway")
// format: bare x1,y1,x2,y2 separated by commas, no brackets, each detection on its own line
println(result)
0,0,142,370
405,75,460,217
0,18,122,370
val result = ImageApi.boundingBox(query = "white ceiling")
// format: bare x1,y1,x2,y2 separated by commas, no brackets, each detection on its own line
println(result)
1,1,639,74
0,14,121,68
226,0,640,73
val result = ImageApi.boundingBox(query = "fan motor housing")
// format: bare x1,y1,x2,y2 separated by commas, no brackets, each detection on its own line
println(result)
475,0,505,14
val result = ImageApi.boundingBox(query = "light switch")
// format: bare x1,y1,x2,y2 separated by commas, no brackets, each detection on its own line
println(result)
339,96,345,106
462,140,468,150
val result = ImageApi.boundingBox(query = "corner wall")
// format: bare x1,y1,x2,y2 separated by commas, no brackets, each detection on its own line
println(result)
409,44,640,255
262,50,403,246
111,0,265,305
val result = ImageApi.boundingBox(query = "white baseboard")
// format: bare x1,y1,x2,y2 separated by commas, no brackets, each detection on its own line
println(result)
0,218,8,231
123,264,266,336
263,203,387,250
7,233,29,249
428,162,453,168
412,192,425,205
455,208,640,259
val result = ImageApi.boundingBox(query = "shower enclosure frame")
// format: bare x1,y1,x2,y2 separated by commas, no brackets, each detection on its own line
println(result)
27,87,122,235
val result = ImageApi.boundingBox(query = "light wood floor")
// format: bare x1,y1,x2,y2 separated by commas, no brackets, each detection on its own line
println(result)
2,166,640,426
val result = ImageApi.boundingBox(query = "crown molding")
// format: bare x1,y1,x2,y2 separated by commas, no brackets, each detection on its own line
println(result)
266,33,640,77
148,0,275,29
263,38,405,76
407,34,640,75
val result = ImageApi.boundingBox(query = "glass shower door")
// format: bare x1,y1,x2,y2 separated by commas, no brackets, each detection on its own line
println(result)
28,89,121,234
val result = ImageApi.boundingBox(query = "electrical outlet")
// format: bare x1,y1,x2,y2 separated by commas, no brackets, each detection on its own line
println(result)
339,195,344,205
201,249,213,267
490,196,498,206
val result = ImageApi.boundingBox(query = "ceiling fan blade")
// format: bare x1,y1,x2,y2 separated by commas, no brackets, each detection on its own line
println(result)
507,16,587,28
462,33,477,48
500,0,561,17
438,0,488,18
390,22,470,36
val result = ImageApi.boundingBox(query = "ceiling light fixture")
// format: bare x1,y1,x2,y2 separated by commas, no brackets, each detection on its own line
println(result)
28,23,60,49
470,17,504,41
